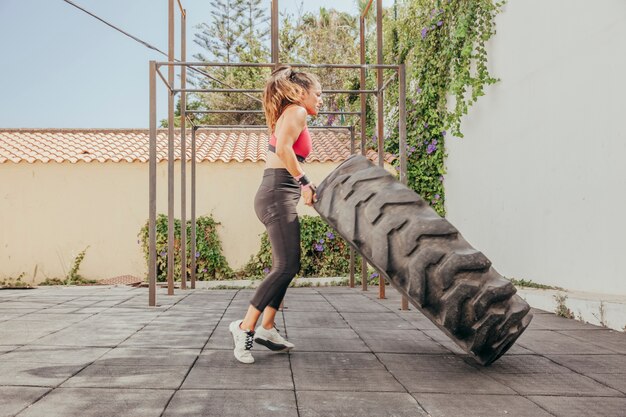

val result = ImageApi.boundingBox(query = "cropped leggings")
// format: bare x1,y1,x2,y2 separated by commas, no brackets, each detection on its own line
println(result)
250,168,301,311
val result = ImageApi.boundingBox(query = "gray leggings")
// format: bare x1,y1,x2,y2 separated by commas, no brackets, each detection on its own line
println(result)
251,168,301,311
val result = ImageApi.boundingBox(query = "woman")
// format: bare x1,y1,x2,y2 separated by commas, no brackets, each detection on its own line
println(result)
229,66,323,364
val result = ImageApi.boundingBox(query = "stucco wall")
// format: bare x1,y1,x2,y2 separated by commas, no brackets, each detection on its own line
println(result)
445,0,626,294
0,160,352,282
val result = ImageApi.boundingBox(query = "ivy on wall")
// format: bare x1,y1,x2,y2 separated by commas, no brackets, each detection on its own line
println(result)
377,0,504,215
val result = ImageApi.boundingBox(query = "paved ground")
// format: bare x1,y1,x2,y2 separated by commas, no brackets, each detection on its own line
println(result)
0,285,625,417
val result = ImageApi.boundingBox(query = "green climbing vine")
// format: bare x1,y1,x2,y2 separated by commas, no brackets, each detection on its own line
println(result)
380,0,504,215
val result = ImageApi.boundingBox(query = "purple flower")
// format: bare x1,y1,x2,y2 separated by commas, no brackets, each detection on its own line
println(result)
434,194,440,200
410,146,416,152
160,251,166,257
437,20,443,27
421,28,428,39
439,175,444,182
314,244,324,252
263,267,270,274
370,272,379,278
326,232,335,239
202,268,207,272
427,143,437,154
433,139,438,145
424,123,429,128
195,251,200,258
318,238,324,244
416,87,422,94
442,130,447,136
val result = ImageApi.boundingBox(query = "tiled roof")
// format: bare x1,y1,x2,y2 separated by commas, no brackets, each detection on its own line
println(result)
0,128,396,165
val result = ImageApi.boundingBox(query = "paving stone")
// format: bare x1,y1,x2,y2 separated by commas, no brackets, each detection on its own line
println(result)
325,302,390,313
342,312,414,329
477,354,573,374
32,328,137,347
283,311,349,328
119,331,208,349
287,335,370,352
529,313,606,330
62,364,190,389
17,313,92,323
284,327,360,340
0,361,85,386
297,391,428,417
163,389,298,417
415,393,553,417
16,387,173,417
528,396,626,417
0,346,109,365
290,352,385,370
516,330,615,354
0,345,18,355
586,373,626,393
0,321,71,345
293,368,404,392
358,328,434,341
546,354,626,374
489,371,623,396
557,329,626,354
0,386,50,417
182,365,294,390
379,353,477,373
389,369,516,394
366,338,450,354
278,301,336,311
95,347,200,366
196,349,290,367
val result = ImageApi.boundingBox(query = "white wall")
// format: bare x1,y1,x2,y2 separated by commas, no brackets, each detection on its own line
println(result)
445,0,626,294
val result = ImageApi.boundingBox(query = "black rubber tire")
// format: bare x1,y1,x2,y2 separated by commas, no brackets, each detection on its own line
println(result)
314,155,532,365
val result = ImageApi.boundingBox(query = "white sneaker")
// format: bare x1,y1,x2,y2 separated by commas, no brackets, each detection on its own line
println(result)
229,320,255,364
254,325,295,352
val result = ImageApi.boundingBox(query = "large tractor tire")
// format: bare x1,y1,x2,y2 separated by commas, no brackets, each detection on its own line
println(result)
313,155,532,365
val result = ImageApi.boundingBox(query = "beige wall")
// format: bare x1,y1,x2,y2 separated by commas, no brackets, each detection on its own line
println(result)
1,159,391,283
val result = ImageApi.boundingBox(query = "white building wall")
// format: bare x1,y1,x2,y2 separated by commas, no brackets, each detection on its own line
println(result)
445,0,626,294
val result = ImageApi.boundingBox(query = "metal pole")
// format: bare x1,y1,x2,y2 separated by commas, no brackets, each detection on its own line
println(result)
167,0,175,296
180,8,187,290
376,0,386,300
399,64,409,311
191,127,197,289
349,125,355,289
359,16,368,292
149,61,157,307
271,0,278,66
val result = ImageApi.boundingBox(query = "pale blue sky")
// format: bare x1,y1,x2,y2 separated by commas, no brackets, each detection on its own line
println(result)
0,0,393,128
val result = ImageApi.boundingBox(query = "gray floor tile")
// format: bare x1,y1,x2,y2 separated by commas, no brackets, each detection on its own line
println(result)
546,354,626,374
297,391,428,417
379,353,477,373
163,389,298,417
287,336,370,352
0,346,109,365
390,369,516,394
290,352,385,370
416,393,554,417
477,354,574,374
0,386,50,417
95,347,200,366
196,349,290,367
0,361,85,387
489,371,623,396
586,373,626,394
528,396,626,417
516,330,616,354
293,368,404,392
557,329,626,354
366,338,450,354
283,311,349,328
182,365,294,390
62,364,190,389
16,388,173,417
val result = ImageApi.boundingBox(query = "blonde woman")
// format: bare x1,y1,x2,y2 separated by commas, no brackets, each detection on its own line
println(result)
229,66,323,364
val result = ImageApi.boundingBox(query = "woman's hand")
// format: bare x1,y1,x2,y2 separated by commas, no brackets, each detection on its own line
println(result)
303,184,318,206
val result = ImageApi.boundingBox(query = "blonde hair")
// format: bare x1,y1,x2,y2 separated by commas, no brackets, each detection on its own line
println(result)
263,66,320,131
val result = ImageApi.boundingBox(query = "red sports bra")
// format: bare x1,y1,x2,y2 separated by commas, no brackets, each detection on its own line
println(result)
268,127,312,163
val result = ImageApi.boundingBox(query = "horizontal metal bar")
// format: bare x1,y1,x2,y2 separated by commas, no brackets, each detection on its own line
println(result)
192,125,356,130
175,88,377,94
157,62,400,70
186,110,362,115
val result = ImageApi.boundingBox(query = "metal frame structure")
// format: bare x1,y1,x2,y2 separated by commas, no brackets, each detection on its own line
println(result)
148,0,408,310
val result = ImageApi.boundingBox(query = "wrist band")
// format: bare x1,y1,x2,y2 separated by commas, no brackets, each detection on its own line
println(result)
301,183,312,191
296,174,310,187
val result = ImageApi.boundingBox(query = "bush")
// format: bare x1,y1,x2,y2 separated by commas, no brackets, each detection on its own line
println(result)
243,215,362,278
139,214,234,281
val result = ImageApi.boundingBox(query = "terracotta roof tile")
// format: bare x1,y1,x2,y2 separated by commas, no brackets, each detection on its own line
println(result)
0,128,396,165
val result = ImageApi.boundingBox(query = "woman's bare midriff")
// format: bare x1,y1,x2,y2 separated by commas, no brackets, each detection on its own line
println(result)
265,150,288,169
